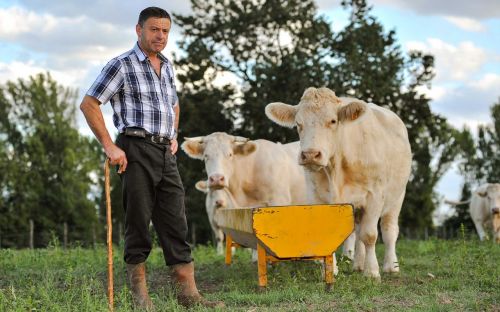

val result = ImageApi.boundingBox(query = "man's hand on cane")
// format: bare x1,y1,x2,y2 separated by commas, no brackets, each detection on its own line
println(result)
105,143,128,174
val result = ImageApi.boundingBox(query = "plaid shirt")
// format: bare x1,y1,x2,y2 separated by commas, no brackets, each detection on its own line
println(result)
87,42,178,138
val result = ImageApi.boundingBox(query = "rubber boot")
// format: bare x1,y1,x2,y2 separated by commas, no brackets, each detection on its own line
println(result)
126,262,154,310
170,262,225,308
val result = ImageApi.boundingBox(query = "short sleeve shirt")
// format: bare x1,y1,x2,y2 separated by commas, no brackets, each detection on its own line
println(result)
87,42,178,138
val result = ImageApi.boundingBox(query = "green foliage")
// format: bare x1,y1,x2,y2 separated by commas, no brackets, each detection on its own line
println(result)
175,0,335,142
1,240,499,310
443,183,474,233
459,100,500,184
0,73,101,247
446,99,500,231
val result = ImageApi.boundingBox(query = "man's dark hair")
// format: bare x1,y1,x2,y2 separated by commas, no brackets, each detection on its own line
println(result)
138,7,171,26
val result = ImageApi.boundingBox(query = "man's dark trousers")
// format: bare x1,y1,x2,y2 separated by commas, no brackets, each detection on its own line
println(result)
116,133,192,266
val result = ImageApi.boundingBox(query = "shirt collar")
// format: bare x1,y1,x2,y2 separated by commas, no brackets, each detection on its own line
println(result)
133,42,168,63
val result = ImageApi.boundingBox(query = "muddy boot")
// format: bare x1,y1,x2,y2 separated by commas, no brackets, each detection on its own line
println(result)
126,262,154,310
170,262,225,308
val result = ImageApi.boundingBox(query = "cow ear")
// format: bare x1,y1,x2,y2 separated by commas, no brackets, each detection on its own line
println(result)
338,101,366,122
195,180,208,193
234,141,257,156
265,102,297,128
181,137,205,159
477,191,487,197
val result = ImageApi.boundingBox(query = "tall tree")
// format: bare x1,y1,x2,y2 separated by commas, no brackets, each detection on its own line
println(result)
447,100,500,233
0,73,101,247
175,0,335,142
443,182,474,234
465,101,500,183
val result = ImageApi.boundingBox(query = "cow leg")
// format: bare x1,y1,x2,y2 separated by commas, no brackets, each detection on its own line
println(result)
472,218,488,241
380,212,399,273
358,201,382,279
251,249,258,262
494,215,500,243
216,229,224,255
352,225,365,272
342,232,356,260
208,215,224,255
360,223,380,279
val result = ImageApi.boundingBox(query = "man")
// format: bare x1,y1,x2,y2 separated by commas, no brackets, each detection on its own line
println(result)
80,7,223,309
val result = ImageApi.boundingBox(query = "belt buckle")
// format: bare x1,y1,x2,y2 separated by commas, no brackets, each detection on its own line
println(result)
150,135,168,144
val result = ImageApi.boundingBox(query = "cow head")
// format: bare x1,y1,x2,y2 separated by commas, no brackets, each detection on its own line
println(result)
181,132,257,188
195,180,229,209
265,87,366,170
477,183,500,216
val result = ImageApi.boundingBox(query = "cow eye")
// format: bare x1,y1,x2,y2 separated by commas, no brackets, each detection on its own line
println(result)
331,119,337,124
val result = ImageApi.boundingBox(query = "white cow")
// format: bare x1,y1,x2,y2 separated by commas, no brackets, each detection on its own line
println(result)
182,132,308,207
447,183,500,242
471,183,500,242
182,132,355,265
265,87,412,279
194,180,229,254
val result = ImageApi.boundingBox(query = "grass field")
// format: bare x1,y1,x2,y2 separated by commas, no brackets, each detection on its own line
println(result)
0,238,499,311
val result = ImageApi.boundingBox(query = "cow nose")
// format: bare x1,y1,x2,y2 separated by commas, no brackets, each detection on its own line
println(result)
300,150,322,163
492,207,500,214
215,199,225,208
209,174,225,187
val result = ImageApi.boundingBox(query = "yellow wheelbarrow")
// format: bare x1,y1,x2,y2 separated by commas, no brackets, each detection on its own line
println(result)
214,204,354,289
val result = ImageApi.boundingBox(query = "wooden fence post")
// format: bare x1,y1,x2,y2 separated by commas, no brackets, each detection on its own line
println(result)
92,225,97,249
118,222,123,246
191,222,196,245
29,219,34,249
63,222,68,249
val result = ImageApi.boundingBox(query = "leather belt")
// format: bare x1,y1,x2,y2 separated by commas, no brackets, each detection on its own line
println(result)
124,127,170,145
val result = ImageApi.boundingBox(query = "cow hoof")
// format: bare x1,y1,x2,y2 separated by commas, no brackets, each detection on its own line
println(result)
352,265,364,272
363,271,381,282
383,265,400,274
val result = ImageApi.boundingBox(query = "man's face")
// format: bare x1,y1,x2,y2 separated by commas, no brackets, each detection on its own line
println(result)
136,17,171,55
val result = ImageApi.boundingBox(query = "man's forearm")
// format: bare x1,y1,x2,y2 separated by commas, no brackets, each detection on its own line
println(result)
80,95,114,149
174,102,180,136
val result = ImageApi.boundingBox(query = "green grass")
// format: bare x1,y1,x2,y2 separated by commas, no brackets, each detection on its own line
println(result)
0,239,499,311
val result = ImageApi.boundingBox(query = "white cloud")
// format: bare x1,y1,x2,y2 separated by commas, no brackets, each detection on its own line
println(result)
0,61,80,86
406,38,488,82
0,7,57,37
16,1,192,26
444,16,486,32
469,73,500,91
415,85,448,102
428,73,500,130
372,0,500,20
316,0,341,11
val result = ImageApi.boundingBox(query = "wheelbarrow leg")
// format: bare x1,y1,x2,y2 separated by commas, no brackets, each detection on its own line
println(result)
225,234,233,266
257,243,267,288
324,254,334,291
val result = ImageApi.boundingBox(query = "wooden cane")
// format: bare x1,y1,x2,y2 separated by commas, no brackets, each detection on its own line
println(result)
104,158,114,311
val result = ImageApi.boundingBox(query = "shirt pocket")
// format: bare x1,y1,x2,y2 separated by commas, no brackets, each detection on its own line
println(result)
124,73,142,102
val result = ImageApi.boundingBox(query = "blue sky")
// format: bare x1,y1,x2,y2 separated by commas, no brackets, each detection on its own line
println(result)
1,0,499,223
